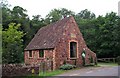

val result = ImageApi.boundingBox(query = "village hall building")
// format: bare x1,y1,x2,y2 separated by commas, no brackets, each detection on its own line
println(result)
24,16,97,70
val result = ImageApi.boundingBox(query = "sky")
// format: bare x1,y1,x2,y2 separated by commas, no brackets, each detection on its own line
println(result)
7,0,120,19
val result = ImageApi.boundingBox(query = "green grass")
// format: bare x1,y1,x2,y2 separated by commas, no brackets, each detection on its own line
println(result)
39,70,67,76
98,62,118,66
22,70,66,78
38,65,99,77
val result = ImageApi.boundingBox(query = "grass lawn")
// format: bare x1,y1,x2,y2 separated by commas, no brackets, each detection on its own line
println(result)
39,70,67,76
98,62,118,66
24,70,66,78
38,65,100,76
39,67,81,76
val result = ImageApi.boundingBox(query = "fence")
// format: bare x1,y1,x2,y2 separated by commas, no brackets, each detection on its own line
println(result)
39,60,53,73
97,58,116,63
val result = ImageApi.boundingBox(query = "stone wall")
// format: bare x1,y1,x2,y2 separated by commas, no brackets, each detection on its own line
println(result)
53,16,97,69
2,62,53,77
2,64,39,77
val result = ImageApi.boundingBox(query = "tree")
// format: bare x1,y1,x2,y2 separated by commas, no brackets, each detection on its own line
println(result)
75,10,120,58
75,9,96,53
2,4,32,47
2,0,12,29
2,1,119,59
76,9,96,19
30,15,46,35
45,8,75,24
93,12,120,58
2,23,25,63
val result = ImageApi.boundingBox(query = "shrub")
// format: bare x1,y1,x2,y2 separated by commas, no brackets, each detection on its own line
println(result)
59,64,76,70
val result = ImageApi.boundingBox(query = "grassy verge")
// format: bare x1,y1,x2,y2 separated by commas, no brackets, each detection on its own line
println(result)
39,70,67,76
27,63,118,77
22,70,66,78
38,65,99,76
98,62,118,66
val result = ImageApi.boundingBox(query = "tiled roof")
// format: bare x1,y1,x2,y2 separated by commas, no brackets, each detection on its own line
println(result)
25,16,73,50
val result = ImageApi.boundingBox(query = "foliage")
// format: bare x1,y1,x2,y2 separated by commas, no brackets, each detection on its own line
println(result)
117,56,120,65
45,8,75,24
2,23,25,63
76,9,96,19
30,15,46,35
1,1,120,63
75,11,120,58
93,12,120,58
59,64,76,70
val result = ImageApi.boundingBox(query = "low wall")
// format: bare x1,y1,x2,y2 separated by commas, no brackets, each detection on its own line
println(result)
2,61,53,77
2,64,39,77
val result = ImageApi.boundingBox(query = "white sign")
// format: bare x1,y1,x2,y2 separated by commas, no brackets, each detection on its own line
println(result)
82,52,85,58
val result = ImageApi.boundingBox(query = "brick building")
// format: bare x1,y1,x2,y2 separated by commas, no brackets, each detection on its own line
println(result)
24,16,97,70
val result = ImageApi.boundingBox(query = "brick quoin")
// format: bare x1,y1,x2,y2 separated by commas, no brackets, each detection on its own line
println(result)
24,16,97,70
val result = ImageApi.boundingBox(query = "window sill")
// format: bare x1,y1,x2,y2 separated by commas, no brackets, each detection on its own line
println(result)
38,58,44,60
29,57,33,59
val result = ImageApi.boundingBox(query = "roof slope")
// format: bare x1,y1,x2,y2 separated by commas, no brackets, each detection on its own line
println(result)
25,16,72,50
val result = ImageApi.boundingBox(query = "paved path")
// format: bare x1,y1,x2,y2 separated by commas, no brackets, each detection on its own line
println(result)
57,66,119,77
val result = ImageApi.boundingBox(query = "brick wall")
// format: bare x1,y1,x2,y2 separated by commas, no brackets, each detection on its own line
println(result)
2,62,53,77
53,16,97,69
24,49,54,65
24,16,97,70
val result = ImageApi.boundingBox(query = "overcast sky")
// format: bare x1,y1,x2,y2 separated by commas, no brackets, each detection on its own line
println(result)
7,0,120,19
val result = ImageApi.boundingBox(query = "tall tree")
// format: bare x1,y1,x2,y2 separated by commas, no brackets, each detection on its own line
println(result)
30,15,46,35
10,6,31,47
2,4,31,46
75,10,120,58
45,8,75,24
94,12,120,58
2,23,24,63
2,0,12,29
76,9,96,19
75,9,96,52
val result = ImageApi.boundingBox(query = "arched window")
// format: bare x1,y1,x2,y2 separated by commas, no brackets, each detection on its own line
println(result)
70,42,77,58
